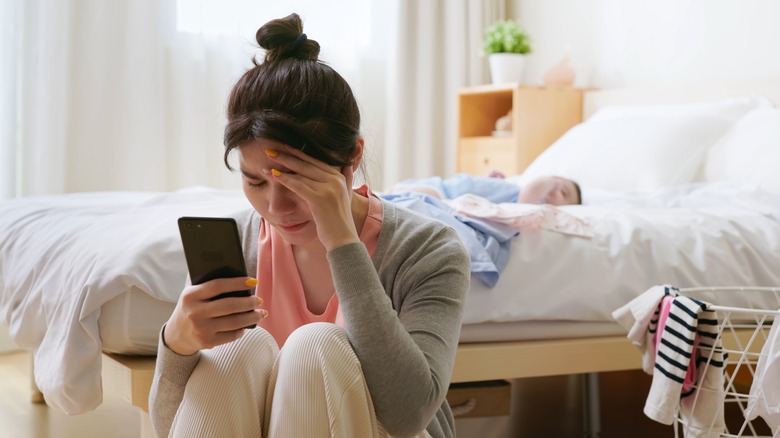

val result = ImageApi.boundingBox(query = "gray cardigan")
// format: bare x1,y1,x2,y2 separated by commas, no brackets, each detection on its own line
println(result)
149,199,470,437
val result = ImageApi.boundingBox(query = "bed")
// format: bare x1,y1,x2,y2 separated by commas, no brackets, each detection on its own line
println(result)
3,78,780,436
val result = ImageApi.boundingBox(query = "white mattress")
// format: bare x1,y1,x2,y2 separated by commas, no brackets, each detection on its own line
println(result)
98,287,175,355
3,182,780,414
459,321,624,343
95,286,626,350
103,288,630,349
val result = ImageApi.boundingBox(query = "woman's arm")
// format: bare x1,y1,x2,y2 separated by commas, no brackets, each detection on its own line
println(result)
149,209,261,437
148,326,201,437
328,225,469,436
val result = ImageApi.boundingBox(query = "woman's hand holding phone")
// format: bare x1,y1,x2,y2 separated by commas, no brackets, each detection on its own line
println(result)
163,277,267,356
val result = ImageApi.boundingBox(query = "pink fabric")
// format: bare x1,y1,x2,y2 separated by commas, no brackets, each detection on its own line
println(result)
443,194,592,238
654,295,699,393
255,185,383,347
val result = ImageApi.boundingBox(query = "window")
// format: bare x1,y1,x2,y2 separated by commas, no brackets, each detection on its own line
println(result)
175,0,371,73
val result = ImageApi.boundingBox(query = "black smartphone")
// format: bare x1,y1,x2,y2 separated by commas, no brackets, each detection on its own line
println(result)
177,216,252,301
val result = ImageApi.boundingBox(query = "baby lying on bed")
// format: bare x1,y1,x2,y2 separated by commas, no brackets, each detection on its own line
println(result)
390,172,582,206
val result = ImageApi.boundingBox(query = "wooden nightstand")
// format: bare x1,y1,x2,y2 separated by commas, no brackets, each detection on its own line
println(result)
456,84,583,176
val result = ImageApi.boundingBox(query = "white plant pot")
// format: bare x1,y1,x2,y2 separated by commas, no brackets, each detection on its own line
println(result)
488,53,526,85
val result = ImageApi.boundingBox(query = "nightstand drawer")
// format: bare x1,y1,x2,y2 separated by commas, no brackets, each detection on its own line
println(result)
447,380,511,418
457,137,517,176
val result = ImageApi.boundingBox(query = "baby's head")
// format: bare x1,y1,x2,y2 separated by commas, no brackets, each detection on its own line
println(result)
518,176,581,206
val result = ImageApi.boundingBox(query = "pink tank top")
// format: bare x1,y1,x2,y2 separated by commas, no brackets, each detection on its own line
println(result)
255,186,383,347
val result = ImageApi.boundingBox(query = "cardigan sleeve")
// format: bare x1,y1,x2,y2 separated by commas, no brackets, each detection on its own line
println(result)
148,326,201,438
327,223,469,437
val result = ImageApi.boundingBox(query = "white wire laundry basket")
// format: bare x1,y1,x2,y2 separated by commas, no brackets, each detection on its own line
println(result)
672,287,780,438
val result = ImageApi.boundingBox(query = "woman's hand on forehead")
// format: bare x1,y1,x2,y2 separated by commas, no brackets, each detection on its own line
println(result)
263,145,360,250
267,145,340,178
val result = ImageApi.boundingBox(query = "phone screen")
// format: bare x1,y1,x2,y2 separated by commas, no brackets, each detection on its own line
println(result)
178,216,251,301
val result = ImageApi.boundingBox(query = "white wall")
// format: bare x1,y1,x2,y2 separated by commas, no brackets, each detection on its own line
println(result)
509,0,780,89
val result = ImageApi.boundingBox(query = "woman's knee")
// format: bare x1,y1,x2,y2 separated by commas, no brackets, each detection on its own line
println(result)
201,327,279,376
281,323,358,368
285,322,346,346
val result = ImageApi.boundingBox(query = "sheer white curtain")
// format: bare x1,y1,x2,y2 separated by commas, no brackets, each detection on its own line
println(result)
6,0,377,197
12,0,172,196
381,0,504,189
0,0,22,199
2,0,503,198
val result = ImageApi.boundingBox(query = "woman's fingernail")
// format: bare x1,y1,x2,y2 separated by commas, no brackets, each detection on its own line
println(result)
261,309,269,317
271,168,281,177
265,149,278,157
256,296,264,306
245,278,258,287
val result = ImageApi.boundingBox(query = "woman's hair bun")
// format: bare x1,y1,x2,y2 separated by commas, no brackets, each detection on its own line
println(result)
256,13,320,62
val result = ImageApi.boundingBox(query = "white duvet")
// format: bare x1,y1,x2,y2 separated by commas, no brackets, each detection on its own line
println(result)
0,188,251,414
464,182,780,324
2,182,780,414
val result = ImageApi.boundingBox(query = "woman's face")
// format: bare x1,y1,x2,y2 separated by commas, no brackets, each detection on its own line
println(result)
237,138,318,246
518,176,579,206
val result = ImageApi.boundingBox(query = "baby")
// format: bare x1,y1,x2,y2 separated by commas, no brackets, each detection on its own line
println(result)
390,172,581,206
518,175,581,205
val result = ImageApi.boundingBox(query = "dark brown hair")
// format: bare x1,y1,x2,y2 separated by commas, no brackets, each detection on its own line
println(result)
572,180,582,204
223,13,361,170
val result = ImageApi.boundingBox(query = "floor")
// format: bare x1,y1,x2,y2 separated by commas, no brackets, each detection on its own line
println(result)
457,370,772,438
1,349,768,438
493,371,674,438
1,348,668,438
0,350,140,438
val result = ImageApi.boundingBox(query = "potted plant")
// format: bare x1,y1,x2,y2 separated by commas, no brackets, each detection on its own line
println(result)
483,20,532,84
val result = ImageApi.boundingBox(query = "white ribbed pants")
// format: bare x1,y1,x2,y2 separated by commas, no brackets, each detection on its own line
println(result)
168,322,431,438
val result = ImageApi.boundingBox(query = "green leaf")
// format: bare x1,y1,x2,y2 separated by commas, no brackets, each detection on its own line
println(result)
482,20,532,55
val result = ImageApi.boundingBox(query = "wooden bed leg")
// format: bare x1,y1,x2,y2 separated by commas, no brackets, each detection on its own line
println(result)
581,373,601,438
30,353,45,404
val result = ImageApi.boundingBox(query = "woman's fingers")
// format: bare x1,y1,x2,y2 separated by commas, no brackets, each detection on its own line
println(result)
168,300,267,353
166,277,266,355
264,148,352,215
184,276,258,302
179,276,264,324
341,162,355,189
263,147,349,201
191,309,267,349
265,146,342,182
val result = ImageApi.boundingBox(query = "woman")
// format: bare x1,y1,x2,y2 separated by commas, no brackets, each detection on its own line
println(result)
149,13,470,438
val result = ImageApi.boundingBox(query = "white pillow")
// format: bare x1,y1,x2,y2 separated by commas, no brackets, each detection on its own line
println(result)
703,108,780,194
520,96,772,192
588,95,773,124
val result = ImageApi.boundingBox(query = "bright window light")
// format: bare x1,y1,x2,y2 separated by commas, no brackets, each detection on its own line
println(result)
175,0,372,73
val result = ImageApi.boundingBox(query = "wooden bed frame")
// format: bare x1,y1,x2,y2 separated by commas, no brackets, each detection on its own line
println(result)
101,325,768,437
35,77,780,436
100,335,642,437
101,335,643,412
